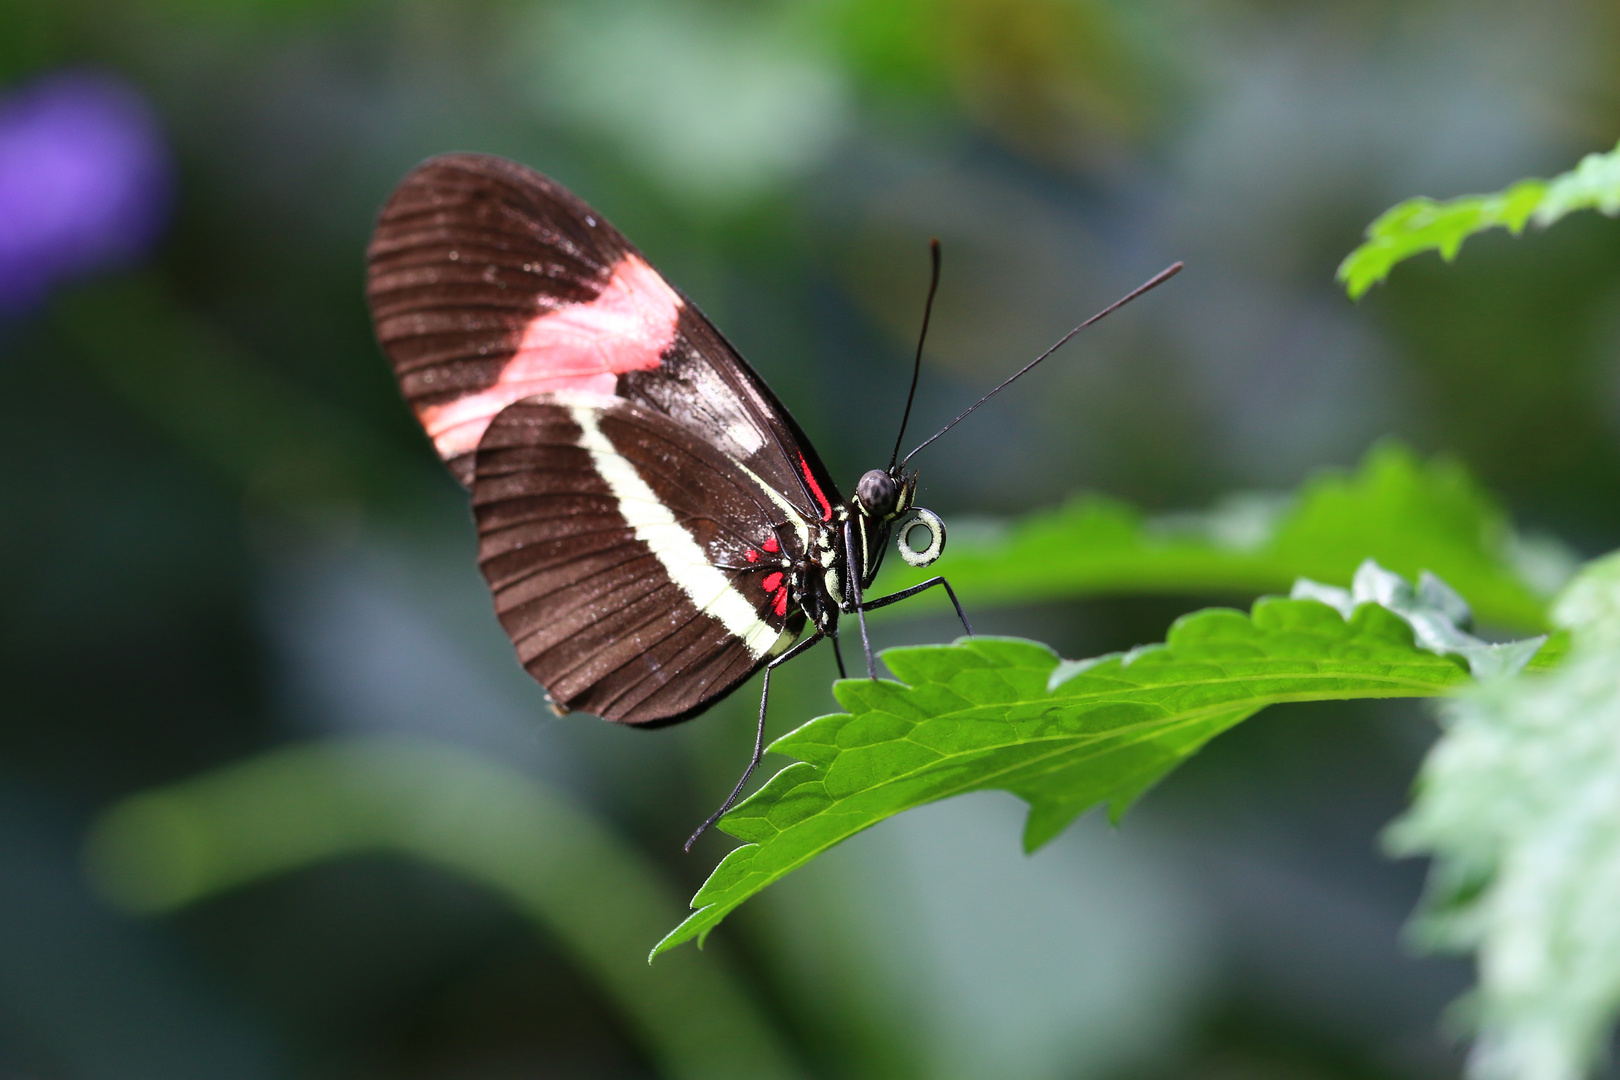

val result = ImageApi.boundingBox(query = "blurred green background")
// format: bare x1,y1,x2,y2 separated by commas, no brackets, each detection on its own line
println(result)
3,0,1620,1077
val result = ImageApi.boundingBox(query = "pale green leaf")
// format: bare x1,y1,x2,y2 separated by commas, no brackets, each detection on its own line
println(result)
1338,141,1620,299
1388,552,1620,1080
1292,559,1546,679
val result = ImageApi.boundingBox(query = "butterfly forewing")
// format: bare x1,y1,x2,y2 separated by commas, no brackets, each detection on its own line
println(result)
472,392,808,725
367,152,840,525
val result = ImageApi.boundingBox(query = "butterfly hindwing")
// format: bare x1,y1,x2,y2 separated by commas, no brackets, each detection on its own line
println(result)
472,391,809,725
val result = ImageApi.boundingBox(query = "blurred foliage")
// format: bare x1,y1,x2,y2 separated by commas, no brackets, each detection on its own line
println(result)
659,567,1553,958
1339,140,1620,300
881,442,1568,633
1389,553,1620,1080
828,0,1158,162
529,0,851,206
52,277,414,518
87,736,805,1080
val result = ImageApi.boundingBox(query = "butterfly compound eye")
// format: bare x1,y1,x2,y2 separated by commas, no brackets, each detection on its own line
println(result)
896,508,946,567
855,469,900,517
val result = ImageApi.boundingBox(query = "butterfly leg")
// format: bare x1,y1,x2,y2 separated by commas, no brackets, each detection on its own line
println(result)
685,629,826,851
842,523,879,679
854,603,877,679
831,629,848,680
859,576,974,637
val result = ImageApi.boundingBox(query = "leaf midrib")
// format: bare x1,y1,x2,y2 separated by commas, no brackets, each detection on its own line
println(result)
834,660,1461,737
797,677,1447,816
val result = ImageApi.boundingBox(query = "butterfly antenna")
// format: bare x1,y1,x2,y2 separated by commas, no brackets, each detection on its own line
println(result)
900,261,1183,468
889,238,942,470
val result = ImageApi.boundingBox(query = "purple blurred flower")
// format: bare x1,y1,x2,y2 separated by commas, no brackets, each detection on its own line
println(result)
0,70,172,314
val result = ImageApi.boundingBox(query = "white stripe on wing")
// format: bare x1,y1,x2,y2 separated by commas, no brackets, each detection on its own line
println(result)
568,400,787,661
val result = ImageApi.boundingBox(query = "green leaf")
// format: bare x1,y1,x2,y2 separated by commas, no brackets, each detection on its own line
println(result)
881,441,1564,632
1387,551,1620,1080
655,566,1544,960
1338,140,1620,299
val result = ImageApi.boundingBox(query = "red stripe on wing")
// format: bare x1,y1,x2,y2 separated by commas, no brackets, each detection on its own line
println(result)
797,451,832,522
418,253,680,459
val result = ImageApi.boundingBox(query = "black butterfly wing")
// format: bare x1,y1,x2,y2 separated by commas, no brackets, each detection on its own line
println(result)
472,391,812,726
366,153,842,527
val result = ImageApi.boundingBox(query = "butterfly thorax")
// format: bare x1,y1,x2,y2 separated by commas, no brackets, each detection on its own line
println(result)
783,465,945,640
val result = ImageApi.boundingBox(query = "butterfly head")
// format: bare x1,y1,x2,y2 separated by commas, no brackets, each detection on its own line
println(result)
854,468,906,519
850,466,944,588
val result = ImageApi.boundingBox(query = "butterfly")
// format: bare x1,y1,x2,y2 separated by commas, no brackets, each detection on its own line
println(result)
365,153,1179,845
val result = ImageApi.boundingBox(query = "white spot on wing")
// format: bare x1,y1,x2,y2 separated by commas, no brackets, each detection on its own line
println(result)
568,400,786,660
726,419,765,455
